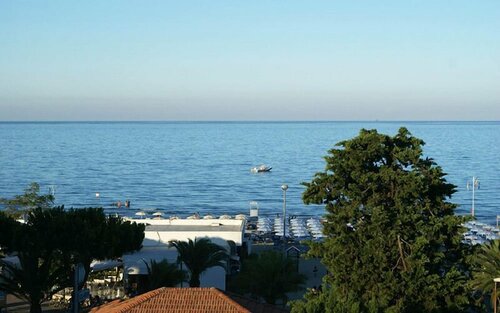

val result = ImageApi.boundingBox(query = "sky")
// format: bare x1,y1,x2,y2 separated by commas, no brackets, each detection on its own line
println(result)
1,1,499,121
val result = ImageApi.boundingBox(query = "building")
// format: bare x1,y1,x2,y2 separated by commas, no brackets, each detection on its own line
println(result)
90,287,289,313
122,217,249,291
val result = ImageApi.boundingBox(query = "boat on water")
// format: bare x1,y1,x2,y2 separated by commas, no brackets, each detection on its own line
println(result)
250,164,272,173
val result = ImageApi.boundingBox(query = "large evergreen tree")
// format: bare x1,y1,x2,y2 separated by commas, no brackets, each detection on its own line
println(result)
291,128,475,313
61,207,145,287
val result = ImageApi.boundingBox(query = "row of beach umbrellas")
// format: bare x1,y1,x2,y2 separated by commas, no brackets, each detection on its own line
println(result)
133,211,247,220
256,216,325,239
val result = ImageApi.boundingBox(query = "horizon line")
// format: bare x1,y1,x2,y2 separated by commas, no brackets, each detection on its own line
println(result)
1,120,500,123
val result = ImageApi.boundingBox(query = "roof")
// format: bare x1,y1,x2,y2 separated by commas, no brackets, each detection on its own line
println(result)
146,224,243,232
90,288,250,313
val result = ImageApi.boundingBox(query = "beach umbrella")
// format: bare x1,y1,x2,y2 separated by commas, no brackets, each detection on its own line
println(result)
135,211,146,218
203,215,215,219
152,212,163,217
235,214,247,220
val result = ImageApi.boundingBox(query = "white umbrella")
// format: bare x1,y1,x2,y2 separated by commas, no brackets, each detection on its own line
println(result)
235,214,247,220
152,212,163,217
135,211,146,218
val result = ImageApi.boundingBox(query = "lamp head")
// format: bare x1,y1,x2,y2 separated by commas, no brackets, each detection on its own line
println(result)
281,184,288,191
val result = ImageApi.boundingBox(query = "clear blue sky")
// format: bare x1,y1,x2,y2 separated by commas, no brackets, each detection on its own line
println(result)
1,1,499,121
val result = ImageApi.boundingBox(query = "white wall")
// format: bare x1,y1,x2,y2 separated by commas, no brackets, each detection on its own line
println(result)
123,246,226,290
143,230,242,247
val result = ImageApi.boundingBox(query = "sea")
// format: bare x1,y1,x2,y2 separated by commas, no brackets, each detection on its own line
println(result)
0,121,499,224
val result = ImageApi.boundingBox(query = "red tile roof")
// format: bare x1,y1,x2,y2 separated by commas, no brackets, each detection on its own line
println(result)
90,288,251,313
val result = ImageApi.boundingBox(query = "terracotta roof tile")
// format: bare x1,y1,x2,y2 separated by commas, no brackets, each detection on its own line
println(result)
90,288,250,313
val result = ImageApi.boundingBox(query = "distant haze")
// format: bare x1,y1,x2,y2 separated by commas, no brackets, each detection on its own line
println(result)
1,1,499,121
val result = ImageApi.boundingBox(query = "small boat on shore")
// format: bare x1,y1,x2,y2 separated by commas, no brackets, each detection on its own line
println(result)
251,164,272,173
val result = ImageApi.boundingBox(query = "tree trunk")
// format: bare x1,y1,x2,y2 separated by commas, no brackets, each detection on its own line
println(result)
189,274,200,287
30,301,42,313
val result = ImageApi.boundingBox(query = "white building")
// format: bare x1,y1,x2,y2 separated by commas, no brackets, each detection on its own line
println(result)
122,217,248,291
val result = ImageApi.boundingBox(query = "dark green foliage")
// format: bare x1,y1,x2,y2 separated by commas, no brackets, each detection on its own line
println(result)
61,208,145,287
236,250,305,305
0,207,70,313
170,238,228,287
144,259,187,291
471,239,500,307
0,211,18,256
0,182,54,218
292,128,475,313
0,205,145,313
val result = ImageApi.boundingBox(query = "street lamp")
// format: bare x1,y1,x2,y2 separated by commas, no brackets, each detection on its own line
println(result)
466,176,480,216
281,184,288,243
494,277,500,313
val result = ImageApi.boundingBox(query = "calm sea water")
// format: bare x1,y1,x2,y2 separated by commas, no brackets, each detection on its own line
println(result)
0,121,499,224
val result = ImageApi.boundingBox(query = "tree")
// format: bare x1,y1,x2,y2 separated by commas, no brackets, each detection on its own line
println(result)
0,182,54,218
471,239,500,308
61,208,145,288
143,259,187,291
0,211,18,257
0,207,70,313
0,206,145,313
170,238,228,287
236,250,305,305
291,128,475,313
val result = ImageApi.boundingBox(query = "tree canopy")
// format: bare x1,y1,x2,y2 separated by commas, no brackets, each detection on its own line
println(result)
236,250,305,305
60,207,145,287
291,128,475,313
0,182,54,218
144,259,187,291
0,208,68,313
0,206,145,313
471,239,500,308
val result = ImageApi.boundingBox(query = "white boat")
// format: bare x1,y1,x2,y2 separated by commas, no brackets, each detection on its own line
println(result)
250,164,272,173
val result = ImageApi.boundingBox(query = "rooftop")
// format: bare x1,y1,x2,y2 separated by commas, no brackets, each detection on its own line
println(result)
90,288,289,313
145,224,243,232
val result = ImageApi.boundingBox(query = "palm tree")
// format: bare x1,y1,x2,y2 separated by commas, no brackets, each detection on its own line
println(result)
0,208,70,313
471,239,500,307
170,238,228,287
236,250,306,305
143,259,187,291
0,252,69,313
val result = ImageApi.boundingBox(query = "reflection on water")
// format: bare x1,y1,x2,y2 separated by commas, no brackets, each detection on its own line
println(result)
1,121,499,224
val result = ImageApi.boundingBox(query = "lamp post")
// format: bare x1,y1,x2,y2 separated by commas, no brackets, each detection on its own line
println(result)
281,184,288,244
466,176,480,216
494,277,500,313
